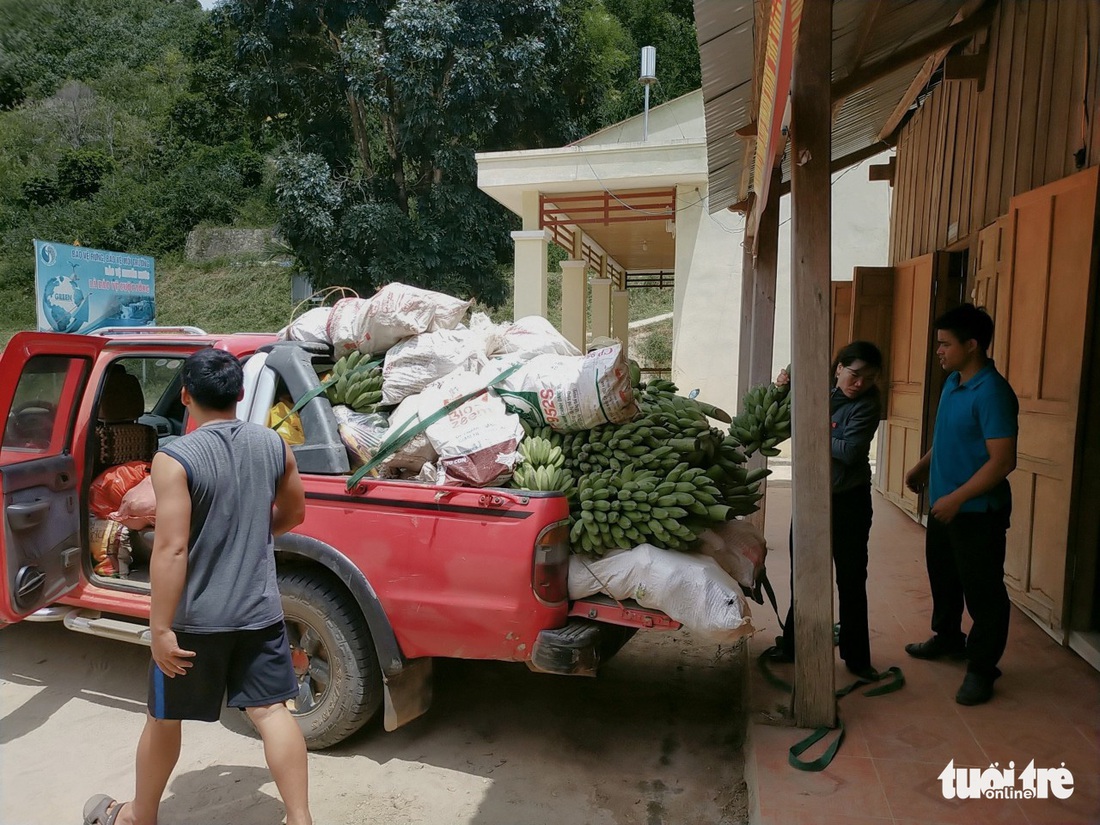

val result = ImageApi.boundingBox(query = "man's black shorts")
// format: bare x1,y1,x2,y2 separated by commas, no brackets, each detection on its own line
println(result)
148,621,299,722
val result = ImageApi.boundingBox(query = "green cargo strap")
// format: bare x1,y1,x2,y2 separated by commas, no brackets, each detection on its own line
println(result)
758,571,783,629
270,356,383,432
758,653,906,771
757,646,792,692
344,360,525,490
788,721,845,772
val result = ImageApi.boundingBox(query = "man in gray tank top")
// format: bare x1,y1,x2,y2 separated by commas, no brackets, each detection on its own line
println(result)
83,348,310,825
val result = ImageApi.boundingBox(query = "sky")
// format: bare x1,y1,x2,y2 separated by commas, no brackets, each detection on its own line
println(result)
199,1,218,9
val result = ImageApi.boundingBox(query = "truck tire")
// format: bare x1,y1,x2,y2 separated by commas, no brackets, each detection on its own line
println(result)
278,569,383,749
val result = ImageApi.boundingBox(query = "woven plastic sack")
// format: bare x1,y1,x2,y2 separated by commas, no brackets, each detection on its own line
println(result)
359,283,471,355
419,369,523,487
697,520,768,590
377,394,439,477
90,517,133,578
484,343,639,432
326,297,372,359
381,328,487,406
488,315,581,359
280,306,332,344
567,545,754,643
90,461,150,520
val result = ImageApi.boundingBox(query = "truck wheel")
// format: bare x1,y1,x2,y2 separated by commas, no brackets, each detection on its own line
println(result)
277,569,383,749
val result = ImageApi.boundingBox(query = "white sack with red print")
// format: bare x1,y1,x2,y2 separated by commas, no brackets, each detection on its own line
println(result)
482,343,638,432
419,369,523,487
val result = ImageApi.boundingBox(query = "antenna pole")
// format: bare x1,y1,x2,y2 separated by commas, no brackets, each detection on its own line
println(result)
639,46,657,142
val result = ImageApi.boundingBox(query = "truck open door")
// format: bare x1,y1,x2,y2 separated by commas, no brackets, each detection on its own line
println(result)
0,333,104,623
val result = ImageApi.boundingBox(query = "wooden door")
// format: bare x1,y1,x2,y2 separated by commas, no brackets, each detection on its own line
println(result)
831,281,852,360
972,218,1008,330
850,267,895,420
998,167,1099,637
880,253,947,516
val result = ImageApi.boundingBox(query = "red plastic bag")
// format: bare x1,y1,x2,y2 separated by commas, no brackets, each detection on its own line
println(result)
110,475,156,529
90,461,150,520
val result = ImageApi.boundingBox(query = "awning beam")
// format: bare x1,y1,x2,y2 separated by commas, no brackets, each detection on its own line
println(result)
831,1,996,102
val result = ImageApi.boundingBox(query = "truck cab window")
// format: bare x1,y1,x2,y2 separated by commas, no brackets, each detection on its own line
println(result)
1,355,88,463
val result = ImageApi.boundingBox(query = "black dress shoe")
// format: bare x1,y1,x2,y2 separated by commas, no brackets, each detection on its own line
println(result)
762,645,794,663
956,671,997,705
904,635,967,661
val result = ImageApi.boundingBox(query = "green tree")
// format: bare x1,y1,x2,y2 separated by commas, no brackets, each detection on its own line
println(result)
56,147,114,198
222,0,619,305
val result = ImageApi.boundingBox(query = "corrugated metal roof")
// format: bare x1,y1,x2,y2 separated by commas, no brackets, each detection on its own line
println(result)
694,0,756,215
697,0,969,214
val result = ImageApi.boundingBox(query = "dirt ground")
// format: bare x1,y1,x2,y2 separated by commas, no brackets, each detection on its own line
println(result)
0,619,748,825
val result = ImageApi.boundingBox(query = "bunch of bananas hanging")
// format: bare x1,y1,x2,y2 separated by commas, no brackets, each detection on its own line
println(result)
570,463,734,556
511,437,575,498
704,434,770,513
326,351,384,414
729,370,791,457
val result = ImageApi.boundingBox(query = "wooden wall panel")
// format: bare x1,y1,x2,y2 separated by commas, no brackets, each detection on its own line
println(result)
1014,0,1049,198
971,6,1001,231
1090,2,1100,166
1044,0,1076,182
890,0,1099,266
999,1,1031,216
981,0,1016,228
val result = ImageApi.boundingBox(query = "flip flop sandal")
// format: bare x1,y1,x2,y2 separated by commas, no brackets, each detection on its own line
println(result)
82,794,124,825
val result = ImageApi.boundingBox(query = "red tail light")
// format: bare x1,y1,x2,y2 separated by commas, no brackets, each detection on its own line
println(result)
532,521,570,606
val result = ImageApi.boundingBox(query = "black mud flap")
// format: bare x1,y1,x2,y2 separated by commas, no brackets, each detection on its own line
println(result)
529,619,603,677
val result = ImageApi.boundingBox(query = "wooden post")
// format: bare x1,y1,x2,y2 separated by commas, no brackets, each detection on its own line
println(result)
737,238,756,407
750,168,782,388
746,167,783,529
789,0,835,729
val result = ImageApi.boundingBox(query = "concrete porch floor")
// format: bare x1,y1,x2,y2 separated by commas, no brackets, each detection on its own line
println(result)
746,484,1100,825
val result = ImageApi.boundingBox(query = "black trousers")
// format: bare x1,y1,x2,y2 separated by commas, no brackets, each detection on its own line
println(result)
780,483,873,670
925,509,1011,678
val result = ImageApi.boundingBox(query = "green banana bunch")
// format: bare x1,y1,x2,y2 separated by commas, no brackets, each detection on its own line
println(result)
728,366,791,457
569,459,767,557
512,462,576,497
326,352,384,414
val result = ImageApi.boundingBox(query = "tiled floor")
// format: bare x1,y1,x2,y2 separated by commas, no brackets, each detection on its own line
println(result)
745,485,1100,825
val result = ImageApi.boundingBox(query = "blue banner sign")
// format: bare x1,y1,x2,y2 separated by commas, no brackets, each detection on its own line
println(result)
34,240,155,334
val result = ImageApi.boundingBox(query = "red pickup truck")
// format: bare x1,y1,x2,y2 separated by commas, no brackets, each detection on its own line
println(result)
0,328,677,748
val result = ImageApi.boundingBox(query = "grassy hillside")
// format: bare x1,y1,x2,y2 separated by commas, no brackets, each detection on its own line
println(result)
1,258,674,353
1,258,294,348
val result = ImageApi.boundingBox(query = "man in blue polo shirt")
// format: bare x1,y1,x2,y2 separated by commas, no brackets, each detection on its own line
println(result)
903,304,1018,706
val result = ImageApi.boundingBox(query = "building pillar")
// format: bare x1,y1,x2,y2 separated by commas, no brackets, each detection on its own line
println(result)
612,288,630,354
790,0,835,729
511,229,551,319
590,278,613,340
560,260,588,350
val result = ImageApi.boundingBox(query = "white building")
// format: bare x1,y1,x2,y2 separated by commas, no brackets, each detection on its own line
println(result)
476,90,890,415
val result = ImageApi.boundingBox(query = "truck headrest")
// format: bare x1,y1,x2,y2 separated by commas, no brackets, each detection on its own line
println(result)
98,366,145,423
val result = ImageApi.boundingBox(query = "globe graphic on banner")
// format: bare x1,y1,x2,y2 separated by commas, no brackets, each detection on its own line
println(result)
42,273,88,333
